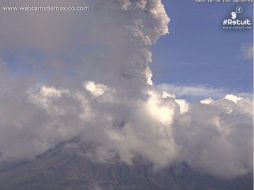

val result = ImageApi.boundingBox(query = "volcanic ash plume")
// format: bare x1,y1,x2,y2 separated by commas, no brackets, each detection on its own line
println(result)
0,0,252,179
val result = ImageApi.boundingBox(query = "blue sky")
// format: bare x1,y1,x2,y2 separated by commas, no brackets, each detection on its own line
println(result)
1,1,252,95
152,1,253,93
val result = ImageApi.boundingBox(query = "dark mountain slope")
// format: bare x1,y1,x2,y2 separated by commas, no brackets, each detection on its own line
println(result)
0,139,252,190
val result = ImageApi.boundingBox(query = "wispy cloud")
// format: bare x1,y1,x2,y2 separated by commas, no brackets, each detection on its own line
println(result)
241,44,254,60
157,84,252,100
158,84,225,97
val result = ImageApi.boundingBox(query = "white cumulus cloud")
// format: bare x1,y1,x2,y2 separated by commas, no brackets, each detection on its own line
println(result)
0,0,252,180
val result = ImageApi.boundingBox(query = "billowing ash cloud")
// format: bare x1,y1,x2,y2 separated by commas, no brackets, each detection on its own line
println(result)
0,0,252,179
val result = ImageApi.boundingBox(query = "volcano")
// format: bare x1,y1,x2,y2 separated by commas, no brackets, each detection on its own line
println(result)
0,138,252,190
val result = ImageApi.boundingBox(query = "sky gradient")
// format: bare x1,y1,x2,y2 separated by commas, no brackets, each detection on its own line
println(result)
153,1,253,93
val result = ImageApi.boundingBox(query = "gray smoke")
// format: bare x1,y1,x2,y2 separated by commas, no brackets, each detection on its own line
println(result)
0,0,252,179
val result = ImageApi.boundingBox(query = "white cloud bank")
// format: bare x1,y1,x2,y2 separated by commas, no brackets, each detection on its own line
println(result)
0,0,252,179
